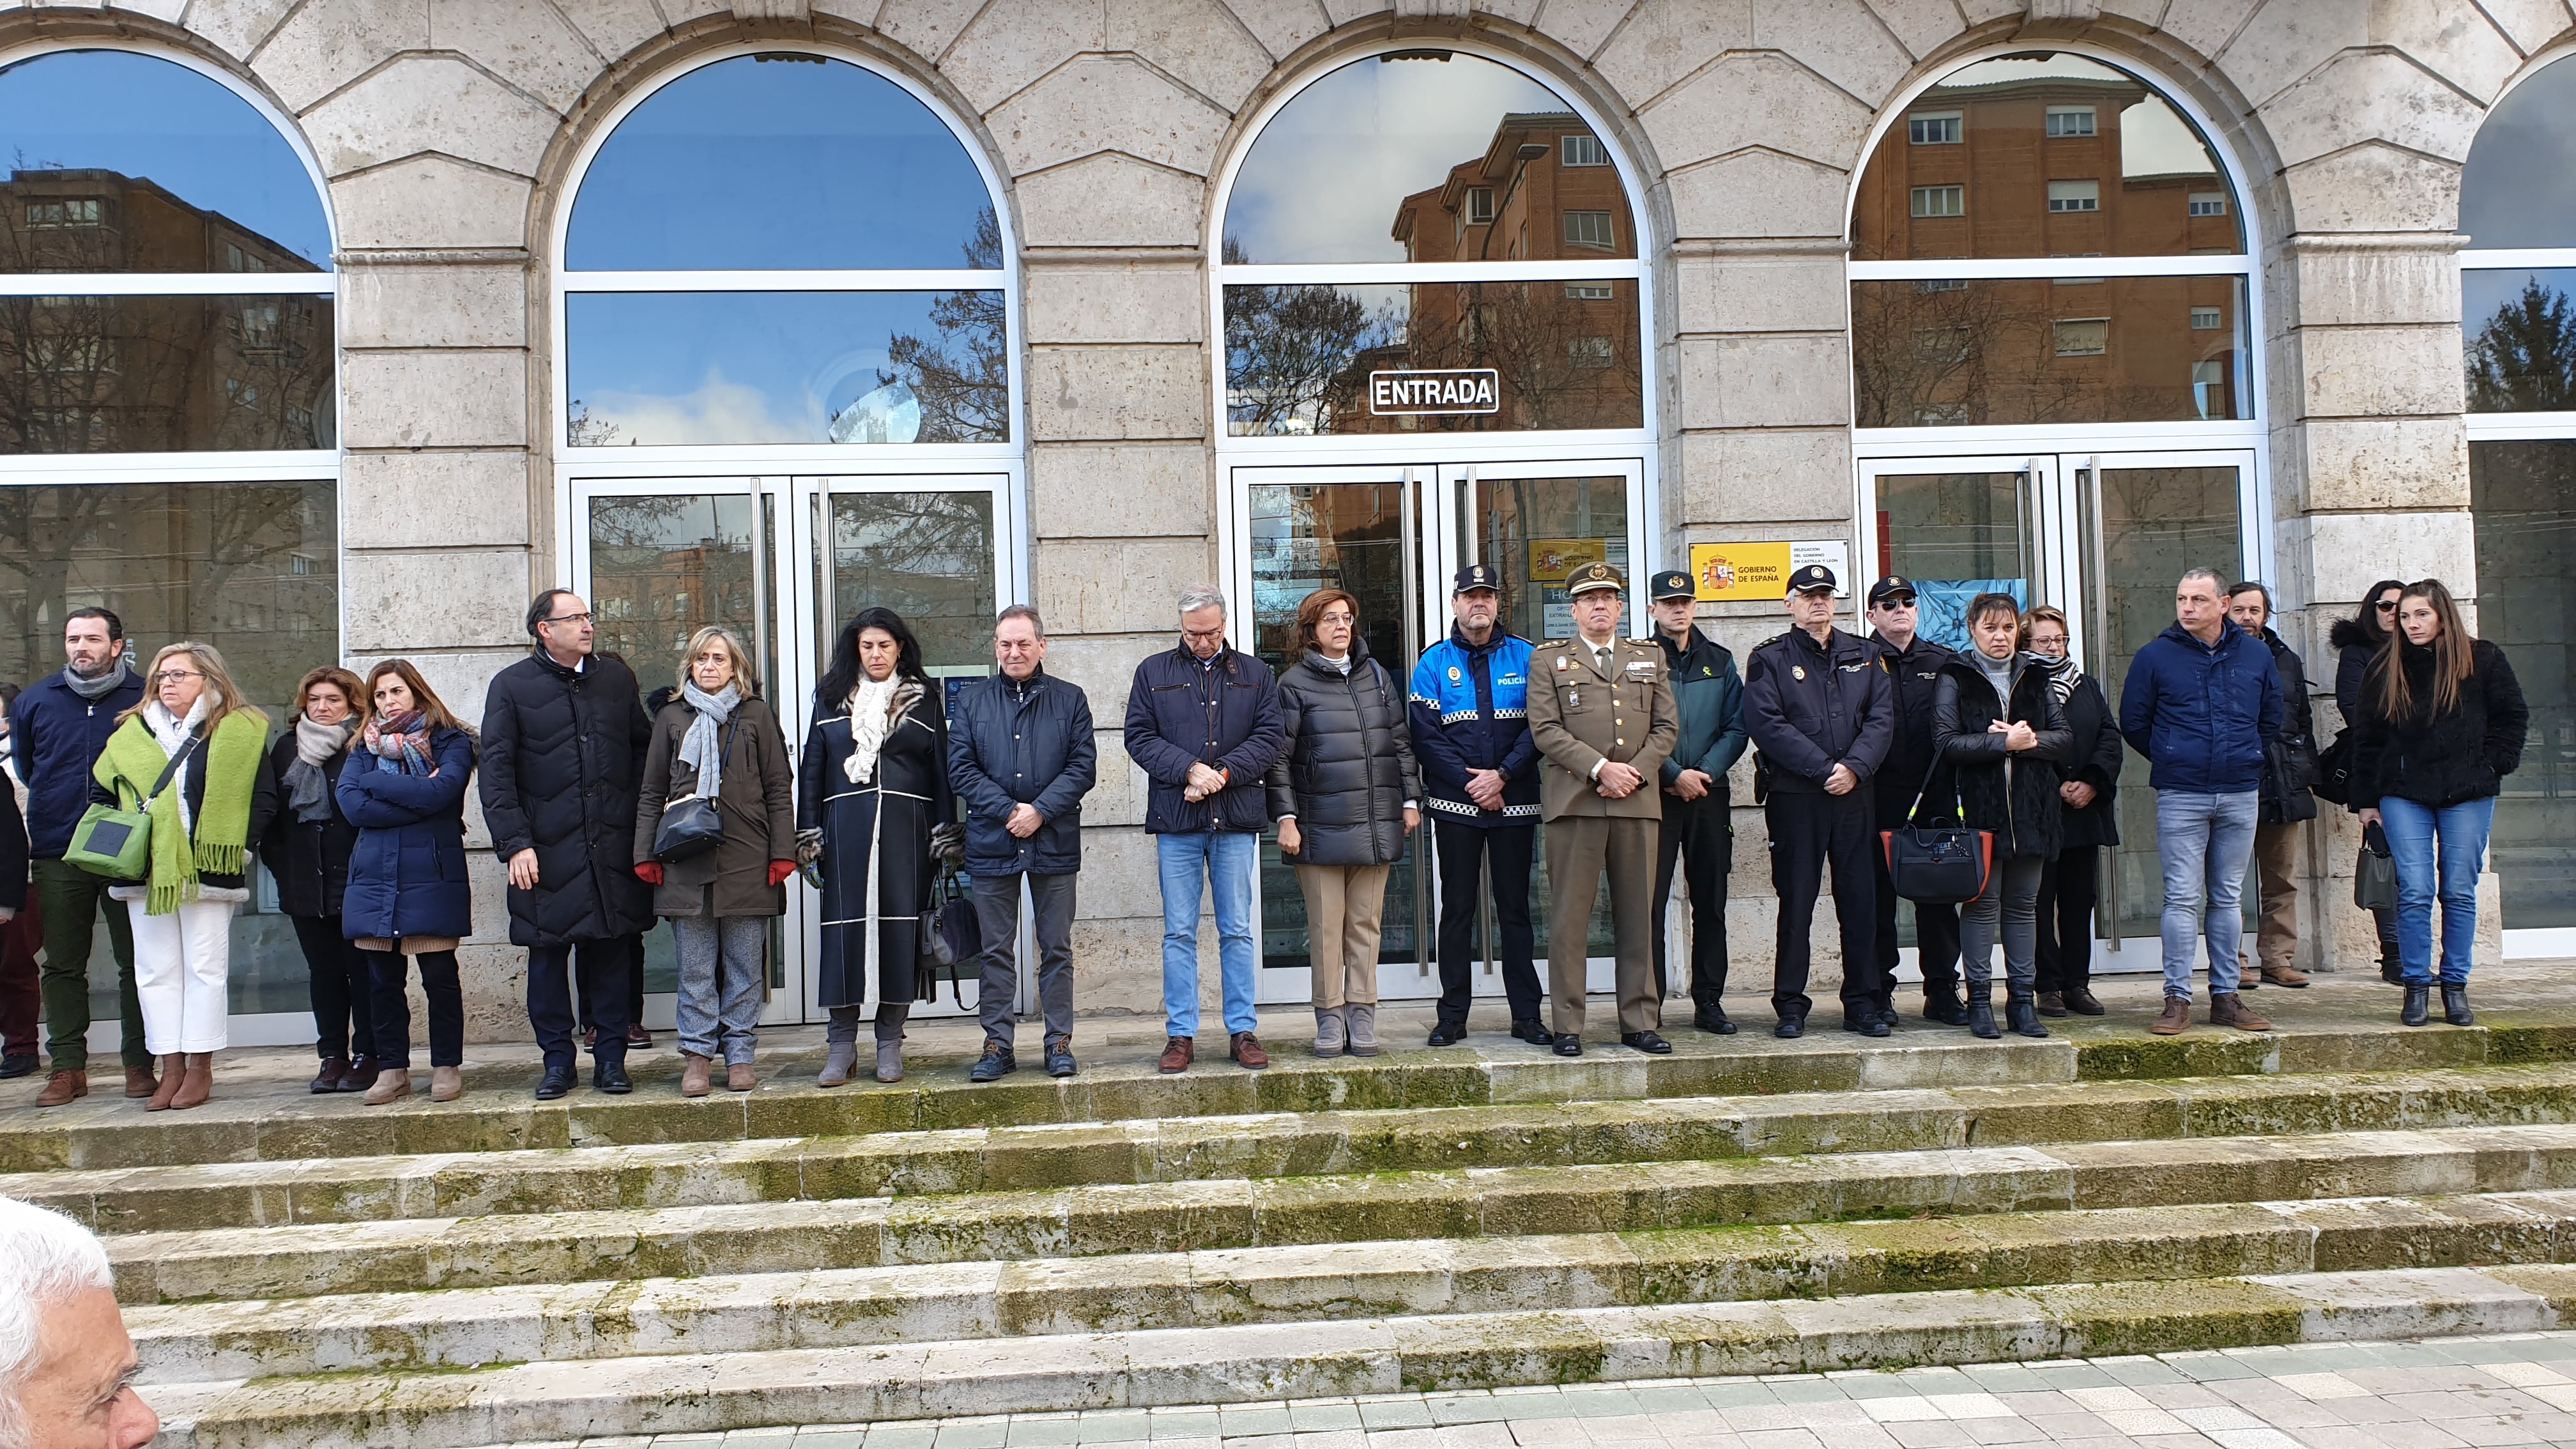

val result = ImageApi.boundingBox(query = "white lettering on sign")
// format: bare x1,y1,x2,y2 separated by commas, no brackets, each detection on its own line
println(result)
1367,369,1501,416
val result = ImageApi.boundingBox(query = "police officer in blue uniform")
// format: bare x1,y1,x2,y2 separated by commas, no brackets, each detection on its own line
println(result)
1408,564,1549,1047
1744,564,1896,1038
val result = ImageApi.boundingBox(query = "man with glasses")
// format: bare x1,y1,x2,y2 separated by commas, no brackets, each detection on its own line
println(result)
1861,576,1966,1027
480,590,656,1098
12,608,149,1107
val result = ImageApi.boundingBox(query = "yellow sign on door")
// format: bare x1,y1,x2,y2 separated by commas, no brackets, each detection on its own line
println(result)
1528,537,1606,582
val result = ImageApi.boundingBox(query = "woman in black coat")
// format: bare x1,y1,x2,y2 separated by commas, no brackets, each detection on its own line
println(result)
263,667,371,1093
1931,594,2073,1041
1266,589,1420,1059
800,607,954,1086
2023,607,2120,1018
2330,578,2408,981
2352,579,2529,1028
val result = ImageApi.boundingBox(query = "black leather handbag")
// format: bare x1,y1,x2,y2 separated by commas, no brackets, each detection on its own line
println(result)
1876,757,1995,906
917,866,983,1006
2354,821,2398,912
2313,726,2356,806
651,721,733,863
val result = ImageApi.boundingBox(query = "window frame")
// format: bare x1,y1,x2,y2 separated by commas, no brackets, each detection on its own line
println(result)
2044,106,2097,138
1560,134,1610,167
1911,184,1966,218
2046,180,2101,213
2461,49,2576,440
1908,112,1963,144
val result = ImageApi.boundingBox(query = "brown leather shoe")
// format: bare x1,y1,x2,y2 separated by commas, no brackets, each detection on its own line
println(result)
1229,1032,1269,1070
1157,1036,1194,1074
2259,964,2310,988
2149,997,2192,1036
123,1065,159,1099
2063,986,2106,1016
34,1070,86,1107
2035,991,2067,1018
725,1062,756,1092
2209,993,2273,1032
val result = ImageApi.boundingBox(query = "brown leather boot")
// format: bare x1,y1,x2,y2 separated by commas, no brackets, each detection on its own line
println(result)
2209,993,2273,1032
2260,963,2310,988
2149,997,2191,1036
144,1054,184,1111
680,1053,714,1098
123,1064,159,1099
1157,1036,1194,1074
725,1062,756,1092
1229,1032,1269,1070
34,1070,86,1107
171,1052,215,1110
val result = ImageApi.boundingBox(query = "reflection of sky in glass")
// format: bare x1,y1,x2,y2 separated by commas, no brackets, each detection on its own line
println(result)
1224,54,1574,264
567,291,999,445
568,56,997,271
2464,56,2576,249
0,50,330,268
1933,54,2225,182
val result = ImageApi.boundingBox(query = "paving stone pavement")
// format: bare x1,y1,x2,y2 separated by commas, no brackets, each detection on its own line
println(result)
497,1330,2576,1448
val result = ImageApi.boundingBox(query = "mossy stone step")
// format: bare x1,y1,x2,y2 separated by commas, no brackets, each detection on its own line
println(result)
26,1062,2576,1235
151,1264,2568,1448
99,1123,2576,1304
120,1189,2576,1383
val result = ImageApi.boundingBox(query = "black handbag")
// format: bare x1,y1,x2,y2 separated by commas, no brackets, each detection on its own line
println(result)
2354,820,2397,912
1876,756,1995,906
2313,727,2356,806
650,720,734,863
916,866,984,1006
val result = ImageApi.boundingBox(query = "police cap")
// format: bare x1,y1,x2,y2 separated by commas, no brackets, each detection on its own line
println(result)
1787,564,1838,596
1452,562,1501,595
1866,575,1917,607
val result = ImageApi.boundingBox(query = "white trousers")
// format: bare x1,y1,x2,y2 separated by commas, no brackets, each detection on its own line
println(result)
129,900,236,1054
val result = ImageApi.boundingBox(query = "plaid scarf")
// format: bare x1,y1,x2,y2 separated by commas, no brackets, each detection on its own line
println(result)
365,710,433,775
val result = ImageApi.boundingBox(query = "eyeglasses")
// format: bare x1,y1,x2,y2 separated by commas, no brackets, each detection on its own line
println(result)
542,612,594,627
151,668,201,684
1180,626,1227,643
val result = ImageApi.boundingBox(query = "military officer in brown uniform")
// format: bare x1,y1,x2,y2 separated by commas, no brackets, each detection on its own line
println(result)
1526,562,1680,1057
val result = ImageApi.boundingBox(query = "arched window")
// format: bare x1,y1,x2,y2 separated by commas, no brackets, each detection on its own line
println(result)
1848,52,2250,429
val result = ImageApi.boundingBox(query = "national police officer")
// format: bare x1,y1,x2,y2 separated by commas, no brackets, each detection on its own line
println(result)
1407,564,1548,1048
1525,562,1678,1057
1743,564,1895,1039
1862,576,1966,1027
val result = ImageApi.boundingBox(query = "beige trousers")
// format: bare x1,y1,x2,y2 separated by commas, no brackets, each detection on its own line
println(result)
1544,815,1660,1037
1296,862,1392,1009
2251,820,2300,970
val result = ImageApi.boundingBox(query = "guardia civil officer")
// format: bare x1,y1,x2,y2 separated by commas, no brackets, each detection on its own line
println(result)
1525,562,1678,1057
1743,564,1895,1039
1644,569,1746,1035
1408,563,1549,1048
1862,576,1966,1027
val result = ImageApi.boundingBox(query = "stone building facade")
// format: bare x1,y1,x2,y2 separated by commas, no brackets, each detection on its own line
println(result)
5,0,2572,1043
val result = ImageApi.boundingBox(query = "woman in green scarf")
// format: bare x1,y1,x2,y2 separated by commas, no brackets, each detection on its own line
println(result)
91,642,277,1111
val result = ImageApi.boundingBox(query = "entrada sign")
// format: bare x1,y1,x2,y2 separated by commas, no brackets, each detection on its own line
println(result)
1368,368,1500,416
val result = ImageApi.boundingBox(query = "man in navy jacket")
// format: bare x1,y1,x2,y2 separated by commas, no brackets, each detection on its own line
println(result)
949,604,1097,1082
2119,567,2285,1036
1124,585,1285,1074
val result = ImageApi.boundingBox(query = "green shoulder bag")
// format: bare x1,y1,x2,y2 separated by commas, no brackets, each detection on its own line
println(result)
65,734,200,881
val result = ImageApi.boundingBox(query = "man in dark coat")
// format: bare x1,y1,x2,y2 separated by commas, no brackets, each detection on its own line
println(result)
479,590,655,1098
950,604,1097,1082
2228,583,2318,989
1860,576,1966,1027
1644,571,1746,1035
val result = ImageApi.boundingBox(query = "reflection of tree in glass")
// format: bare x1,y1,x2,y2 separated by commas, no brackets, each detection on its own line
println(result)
832,493,993,668
1222,242,1390,435
587,496,757,677
2468,279,2576,413
1401,281,1642,431
881,208,1009,443
567,398,624,447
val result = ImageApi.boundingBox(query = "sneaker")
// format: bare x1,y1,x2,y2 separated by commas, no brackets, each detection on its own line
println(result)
2149,997,2191,1036
969,1043,1017,1083
1045,1038,1077,1077
2208,993,2272,1032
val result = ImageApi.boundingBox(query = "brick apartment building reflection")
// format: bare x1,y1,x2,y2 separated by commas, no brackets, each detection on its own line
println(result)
1,168,334,453
1848,65,2247,428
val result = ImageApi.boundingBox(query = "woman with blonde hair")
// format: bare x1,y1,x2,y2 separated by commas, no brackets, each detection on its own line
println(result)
338,658,477,1103
634,625,795,1096
90,642,277,1110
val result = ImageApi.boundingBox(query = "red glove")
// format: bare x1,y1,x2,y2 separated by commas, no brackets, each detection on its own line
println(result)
634,862,664,885
768,859,797,887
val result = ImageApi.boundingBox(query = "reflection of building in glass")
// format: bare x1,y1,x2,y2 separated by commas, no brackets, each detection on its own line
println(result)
1850,75,2244,427
0,169,334,453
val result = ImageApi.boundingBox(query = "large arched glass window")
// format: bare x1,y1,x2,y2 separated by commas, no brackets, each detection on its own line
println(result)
1215,50,1646,436
559,53,1015,449
2460,52,2576,935
1848,52,2250,429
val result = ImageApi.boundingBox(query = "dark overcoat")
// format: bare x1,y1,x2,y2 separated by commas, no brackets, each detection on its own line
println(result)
799,678,951,1009
635,696,797,919
263,733,360,919
477,652,654,947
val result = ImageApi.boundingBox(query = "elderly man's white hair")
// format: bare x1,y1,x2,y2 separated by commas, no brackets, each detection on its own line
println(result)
0,1196,116,1449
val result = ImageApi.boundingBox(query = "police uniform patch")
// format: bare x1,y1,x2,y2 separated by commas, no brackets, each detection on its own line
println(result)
1792,665,1807,680
1556,656,1570,670
1447,666,1460,682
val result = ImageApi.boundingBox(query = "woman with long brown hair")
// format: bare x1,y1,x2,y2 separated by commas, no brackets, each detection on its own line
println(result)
2352,579,2529,1028
263,666,374,1093
91,642,277,1110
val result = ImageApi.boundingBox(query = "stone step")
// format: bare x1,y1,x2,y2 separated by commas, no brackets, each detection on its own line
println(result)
150,1264,2576,1448
10,1011,2561,1176
120,1190,2576,1383
101,1122,2576,1304
25,1062,2576,1236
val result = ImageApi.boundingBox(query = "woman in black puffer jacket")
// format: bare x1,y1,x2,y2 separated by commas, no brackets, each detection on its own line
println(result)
1932,593,2072,1042
2353,579,2529,1029
2330,579,2408,981
1268,588,1420,1059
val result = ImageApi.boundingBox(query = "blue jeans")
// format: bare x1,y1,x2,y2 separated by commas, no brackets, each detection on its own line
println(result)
2379,795,2494,986
2154,790,2260,999
1157,830,1260,1038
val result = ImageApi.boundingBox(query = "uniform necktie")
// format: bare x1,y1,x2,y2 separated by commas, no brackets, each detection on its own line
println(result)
1595,645,1612,674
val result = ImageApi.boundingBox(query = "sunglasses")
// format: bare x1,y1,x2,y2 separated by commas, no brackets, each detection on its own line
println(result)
2375,601,2400,612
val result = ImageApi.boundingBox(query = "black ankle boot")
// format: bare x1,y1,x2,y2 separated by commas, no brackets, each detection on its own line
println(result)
2004,993,2050,1038
2400,985,2430,1027
1966,989,1998,1040
1921,988,1968,1027
2442,983,2474,1026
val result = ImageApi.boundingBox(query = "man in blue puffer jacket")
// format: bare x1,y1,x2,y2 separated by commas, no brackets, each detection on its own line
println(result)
2119,567,2285,1037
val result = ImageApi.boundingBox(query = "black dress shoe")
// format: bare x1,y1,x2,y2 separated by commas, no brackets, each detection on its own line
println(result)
1552,1034,1583,1057
1920,995,1969,1027
535,1066,576,1100
1426,1022,1467,1047
1857,1012,1892,1039
1775,1013,1806,1039
1511,1019,1554,1047
0,1052,40,1080
1692,1009,1737,1036
592,1061,632,1094
1621,1031,1672,1055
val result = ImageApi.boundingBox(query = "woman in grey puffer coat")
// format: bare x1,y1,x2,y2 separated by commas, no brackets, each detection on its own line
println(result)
1267,588,1420,1058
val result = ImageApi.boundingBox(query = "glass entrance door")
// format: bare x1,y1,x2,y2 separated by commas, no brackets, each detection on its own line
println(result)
1228,459,1646,1004
571,473,1013,1023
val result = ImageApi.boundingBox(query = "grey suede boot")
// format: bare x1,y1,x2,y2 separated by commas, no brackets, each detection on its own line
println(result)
816,1041,858,1088
1313,1008,1346,1058
875,1039,905,1083
1346,1003,1379,1057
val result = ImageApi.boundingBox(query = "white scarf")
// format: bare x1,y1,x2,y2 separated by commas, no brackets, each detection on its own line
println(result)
842,675,900,784
142,695,210,834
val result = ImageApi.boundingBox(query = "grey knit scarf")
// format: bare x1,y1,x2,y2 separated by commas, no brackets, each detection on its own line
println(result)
677,680,740,799
64,659,129,701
